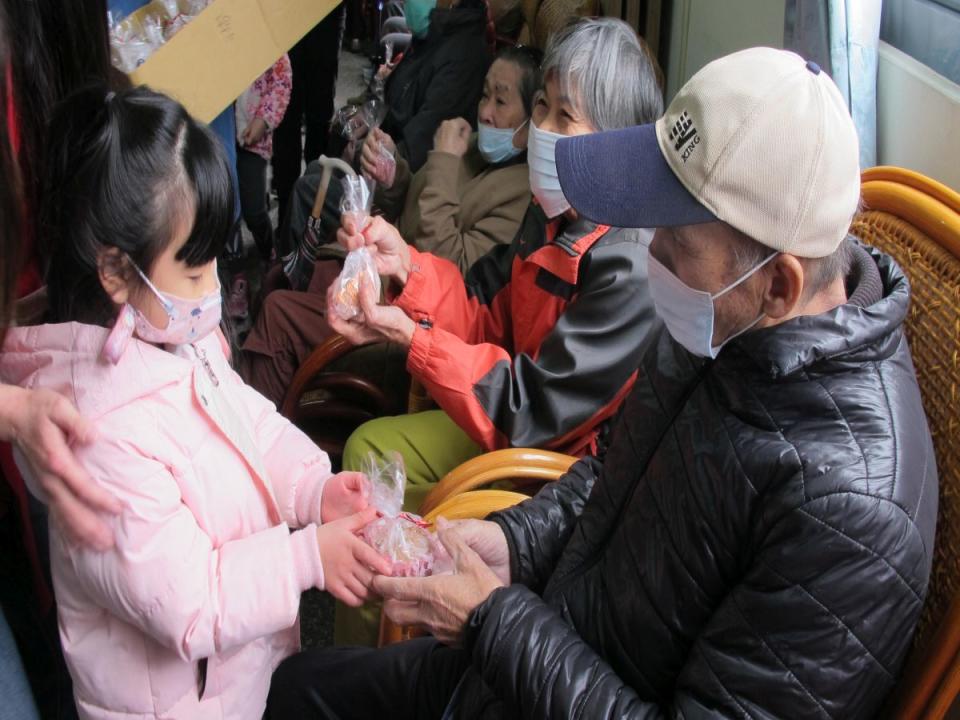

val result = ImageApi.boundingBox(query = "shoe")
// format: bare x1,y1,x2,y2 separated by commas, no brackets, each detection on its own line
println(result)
226,273,249,320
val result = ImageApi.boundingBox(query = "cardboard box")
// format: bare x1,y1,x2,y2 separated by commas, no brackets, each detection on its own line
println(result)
127,0,341,123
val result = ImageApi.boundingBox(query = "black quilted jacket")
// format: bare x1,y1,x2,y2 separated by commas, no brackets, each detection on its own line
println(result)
452,247,938,719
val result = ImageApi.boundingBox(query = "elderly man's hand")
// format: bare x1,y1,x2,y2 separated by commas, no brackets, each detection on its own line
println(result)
373,519,506,646
0,385,121,551
442,519,511,585
326,274,417,349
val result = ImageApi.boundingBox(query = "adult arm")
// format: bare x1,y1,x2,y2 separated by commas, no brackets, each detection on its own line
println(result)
487,456,600,593
466,493,928,719
414,152,529,274
396,240,654,451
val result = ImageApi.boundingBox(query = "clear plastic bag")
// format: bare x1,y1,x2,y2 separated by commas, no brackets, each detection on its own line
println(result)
107,0,210,73
374,141,396,188
339,174,375,233
331,247,381,320
360,452,439,577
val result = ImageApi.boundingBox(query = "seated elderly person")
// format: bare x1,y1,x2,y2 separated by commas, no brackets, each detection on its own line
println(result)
266,48,937,719
332,18,664,516
240,46,542,406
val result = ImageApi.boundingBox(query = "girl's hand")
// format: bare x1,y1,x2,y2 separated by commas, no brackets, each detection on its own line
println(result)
241,117,269,147
321,471,370,523
336,215,411,286
0,386,121,551
326,275,416,349
316,508,393,606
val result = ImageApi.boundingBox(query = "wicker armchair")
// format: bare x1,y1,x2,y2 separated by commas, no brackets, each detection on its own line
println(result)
850,167,960,719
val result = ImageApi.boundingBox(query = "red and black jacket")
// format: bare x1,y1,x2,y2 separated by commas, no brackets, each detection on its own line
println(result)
393,202,656,457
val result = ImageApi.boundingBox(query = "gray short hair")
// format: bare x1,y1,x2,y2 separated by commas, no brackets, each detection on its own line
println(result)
728,224,855,298
542,18,663,131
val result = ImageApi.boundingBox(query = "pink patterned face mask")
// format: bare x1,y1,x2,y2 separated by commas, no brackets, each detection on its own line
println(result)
102,259,222,364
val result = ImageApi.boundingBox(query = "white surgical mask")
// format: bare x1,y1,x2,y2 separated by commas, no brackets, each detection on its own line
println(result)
647,249,777,358
478,119,527,164
527,121,571,218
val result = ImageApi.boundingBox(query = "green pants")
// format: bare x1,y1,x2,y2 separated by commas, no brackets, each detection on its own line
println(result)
335,409,482,646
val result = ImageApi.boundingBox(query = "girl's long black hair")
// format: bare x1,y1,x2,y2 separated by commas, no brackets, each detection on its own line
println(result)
44,86,235,326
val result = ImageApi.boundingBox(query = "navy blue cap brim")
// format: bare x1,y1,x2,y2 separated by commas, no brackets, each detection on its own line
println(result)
556,123,717,229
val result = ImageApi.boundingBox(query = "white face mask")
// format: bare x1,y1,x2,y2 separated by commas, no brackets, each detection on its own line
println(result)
527,121,571,218
478,119,527,164
647,249,777,358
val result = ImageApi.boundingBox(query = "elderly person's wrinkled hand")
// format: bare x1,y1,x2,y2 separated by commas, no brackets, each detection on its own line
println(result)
336,215,412,286
0,385,121,551
441,519,511,585
373,519,506,646
326,273,417,349
433,118,471,158
361,128,398,187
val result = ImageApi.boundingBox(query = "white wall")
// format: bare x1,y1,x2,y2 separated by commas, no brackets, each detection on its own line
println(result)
876,41,960,191
665,0,786,100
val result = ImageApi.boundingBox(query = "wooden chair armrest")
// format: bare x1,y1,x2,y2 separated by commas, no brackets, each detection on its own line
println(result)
280,334,357,418
419,448,577,515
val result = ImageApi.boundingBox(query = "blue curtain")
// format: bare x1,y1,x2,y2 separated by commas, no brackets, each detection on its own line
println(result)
784,0,883,169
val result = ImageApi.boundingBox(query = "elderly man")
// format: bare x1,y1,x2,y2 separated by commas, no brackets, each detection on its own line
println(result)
268,48,937,719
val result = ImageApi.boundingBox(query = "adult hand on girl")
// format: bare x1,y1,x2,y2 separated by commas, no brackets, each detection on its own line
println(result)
433,118,471,158
326,274,416,349
317,507,393,606
0,385,121,551
373,518,506,646
321,471,370,523
336,215,411,286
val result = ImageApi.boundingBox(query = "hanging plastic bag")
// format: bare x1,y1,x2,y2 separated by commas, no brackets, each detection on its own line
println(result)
360,452,440,577
331,247,380,321
374,141,396,189
339,174,375,233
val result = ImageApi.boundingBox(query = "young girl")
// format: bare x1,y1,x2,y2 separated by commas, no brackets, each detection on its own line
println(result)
0,85,392,719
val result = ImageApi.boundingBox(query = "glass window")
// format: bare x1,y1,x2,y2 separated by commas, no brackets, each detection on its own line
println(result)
881,0,960,84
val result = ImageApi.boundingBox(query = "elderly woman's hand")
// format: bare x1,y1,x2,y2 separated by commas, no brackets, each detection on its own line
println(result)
326,274,417,349
433,119,471,158
372,519,506,646
0,385,121,551
336,215,412,287
360,129,398,187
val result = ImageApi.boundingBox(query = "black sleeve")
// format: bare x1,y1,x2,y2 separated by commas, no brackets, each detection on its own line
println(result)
487,456,600,593
469,494,928,719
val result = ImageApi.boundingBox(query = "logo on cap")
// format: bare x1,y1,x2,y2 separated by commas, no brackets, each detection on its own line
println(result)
670,111,701,163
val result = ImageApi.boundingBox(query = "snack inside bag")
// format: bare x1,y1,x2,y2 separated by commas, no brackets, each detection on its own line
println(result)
331,246,381,321
360,452,441,577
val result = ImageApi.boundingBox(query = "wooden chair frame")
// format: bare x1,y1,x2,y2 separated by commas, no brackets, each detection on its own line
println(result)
857,166,960,720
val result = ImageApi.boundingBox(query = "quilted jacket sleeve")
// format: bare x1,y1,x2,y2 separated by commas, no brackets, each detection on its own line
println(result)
66,429,315,663
487,457,600,593
467,491,928,719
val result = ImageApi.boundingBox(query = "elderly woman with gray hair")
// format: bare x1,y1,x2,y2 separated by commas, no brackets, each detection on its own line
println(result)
326,16,664,521
265,17,663,716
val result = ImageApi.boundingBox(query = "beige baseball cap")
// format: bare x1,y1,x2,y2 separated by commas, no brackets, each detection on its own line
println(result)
555,47,861,258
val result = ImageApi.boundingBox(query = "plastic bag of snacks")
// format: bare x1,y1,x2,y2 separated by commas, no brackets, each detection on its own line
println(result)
331,246,380,320
108,0,210,73
374,141,396,189
331,174,381,320
339,174,374,233
360,452,440,577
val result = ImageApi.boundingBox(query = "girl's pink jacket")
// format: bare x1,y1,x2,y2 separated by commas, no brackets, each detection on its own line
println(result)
0,322,332,719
